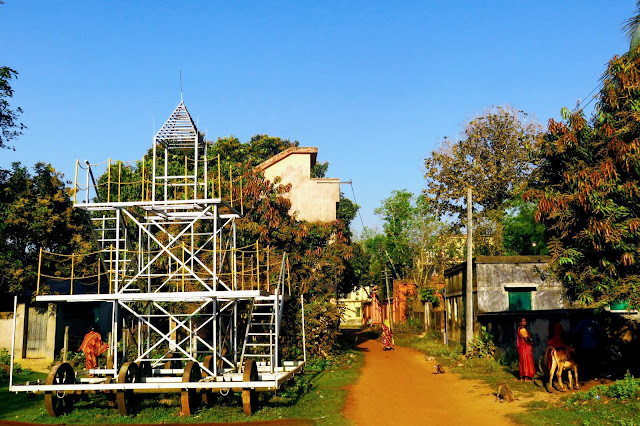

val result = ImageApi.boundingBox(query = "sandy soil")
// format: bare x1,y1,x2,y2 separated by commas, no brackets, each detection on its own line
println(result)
343,337,529,426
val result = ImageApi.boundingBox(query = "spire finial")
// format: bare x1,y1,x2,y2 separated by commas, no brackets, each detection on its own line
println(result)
179,70,183,103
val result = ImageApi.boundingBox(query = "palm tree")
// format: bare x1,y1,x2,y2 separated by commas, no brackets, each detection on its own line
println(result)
623,1,640,52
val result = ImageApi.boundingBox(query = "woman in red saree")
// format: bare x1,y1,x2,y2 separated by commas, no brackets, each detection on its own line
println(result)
79,327,109,370
382,319,393,350
517,318,535,381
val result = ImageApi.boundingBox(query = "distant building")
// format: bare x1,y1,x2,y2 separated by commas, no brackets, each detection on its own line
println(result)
339,287,372,328
255,147,340,223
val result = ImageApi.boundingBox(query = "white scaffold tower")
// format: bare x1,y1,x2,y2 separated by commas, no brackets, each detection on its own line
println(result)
9,101,306,417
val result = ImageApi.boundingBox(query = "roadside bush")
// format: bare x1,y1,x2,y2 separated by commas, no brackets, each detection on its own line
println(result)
0,348,30,378
393,318,422,334
567,372,640,404
466,326,496,358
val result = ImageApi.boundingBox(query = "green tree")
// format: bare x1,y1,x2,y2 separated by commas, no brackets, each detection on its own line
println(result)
623,1,640,52
0,67,26,150
502,197,548,256
526,48,640,309
0,163,90,302
364,190,448,301
424,106,541,254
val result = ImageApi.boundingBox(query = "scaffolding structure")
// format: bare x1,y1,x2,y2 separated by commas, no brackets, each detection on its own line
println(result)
9,101,306,417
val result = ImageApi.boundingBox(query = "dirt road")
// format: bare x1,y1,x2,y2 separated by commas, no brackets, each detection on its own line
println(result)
343,337,524,425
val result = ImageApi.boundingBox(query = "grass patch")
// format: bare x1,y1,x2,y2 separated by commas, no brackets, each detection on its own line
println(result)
509,398,640,426
0,351,364,424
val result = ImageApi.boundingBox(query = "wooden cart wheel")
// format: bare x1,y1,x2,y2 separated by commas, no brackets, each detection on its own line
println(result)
164,352,182,372
44,362,75,417
201,355,215,407
242,359,259,416
180,361,202,416
136,360,152,379
116,362,140,416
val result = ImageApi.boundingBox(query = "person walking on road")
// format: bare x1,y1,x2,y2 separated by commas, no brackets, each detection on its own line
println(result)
382,319,394,351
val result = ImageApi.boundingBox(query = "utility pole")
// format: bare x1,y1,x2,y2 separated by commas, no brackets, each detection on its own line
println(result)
382,269,392,323
465,187,474,354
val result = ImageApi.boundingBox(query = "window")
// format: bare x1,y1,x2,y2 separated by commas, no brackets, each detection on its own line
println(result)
508,290,532,311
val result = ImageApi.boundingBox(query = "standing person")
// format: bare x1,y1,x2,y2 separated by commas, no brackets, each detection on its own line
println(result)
546,321,567,370
382,319,394,351
572,316,601,378
79,326,109,371
517,318,535,381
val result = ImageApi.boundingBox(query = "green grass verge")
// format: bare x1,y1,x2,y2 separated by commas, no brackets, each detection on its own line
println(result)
0,351,363,424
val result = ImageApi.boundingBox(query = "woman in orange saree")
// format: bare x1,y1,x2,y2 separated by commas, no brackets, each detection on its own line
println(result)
78,327,109,370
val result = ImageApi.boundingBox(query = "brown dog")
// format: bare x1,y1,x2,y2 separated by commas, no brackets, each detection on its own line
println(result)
546,346,579,392
495,381,517,402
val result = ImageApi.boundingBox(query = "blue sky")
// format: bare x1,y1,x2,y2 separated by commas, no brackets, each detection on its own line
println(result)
1,1,633,236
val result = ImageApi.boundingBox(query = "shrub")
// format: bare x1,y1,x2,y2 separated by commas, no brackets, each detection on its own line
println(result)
0,348,30,378
466,326,496,358
567,371,640,404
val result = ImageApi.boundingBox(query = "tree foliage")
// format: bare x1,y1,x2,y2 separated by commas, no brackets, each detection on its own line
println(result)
364,190,452,301
0,163,90,302
502,197,548,256
424,106,541,254
0,67,26,150
526,49,640,308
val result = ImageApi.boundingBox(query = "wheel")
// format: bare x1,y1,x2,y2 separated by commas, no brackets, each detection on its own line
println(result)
180,361,202,416
242,359,259,416
164,352,182,372
116,362,140,416
44,363,75,417
201,355,215,407
136,360,152,379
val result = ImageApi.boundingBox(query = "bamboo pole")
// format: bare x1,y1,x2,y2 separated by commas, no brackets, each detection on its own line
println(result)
36,247,43,295
256,241,260,290
70,254,75,295
229,166,233,207
107,158,111,202
98,260,101,295
184,156,188,200
267,245,270,290
73,159,79,204
118,162,122,202
141,155,145,201
241,250,245,290
217,154,221,198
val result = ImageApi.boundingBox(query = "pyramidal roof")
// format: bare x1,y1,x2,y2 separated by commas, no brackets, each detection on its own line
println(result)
155,101,199,149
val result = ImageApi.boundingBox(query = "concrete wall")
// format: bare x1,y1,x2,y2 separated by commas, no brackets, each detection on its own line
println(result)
474,260,568,313
0,311,14,353
444,256,569,348
258,148,340,223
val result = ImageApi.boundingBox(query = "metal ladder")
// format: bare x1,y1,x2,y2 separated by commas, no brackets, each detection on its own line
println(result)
239,255,287,373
